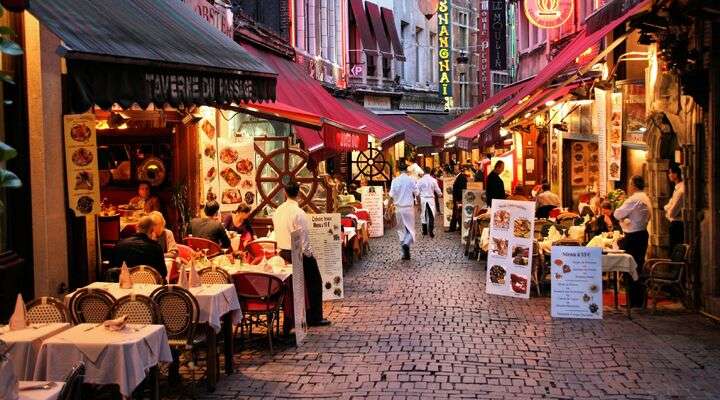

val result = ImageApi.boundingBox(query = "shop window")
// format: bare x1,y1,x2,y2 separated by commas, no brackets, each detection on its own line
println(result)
457,11,468,50
382,57,391,79
415,27,423,83
459,73,468,108
367,54,377,77
429,32,437,84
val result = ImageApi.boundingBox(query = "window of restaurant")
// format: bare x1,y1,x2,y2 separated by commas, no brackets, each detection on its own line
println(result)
459,73,469,108
415,27,423,83
456,11,468,50
429,32,437,84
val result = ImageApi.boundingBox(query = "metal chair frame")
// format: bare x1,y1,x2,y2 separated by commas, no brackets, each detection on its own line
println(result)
645,244,691,312
68,288,115,324
197,266,232,284
232,272,285,354
128,265,164,285
25,296,70,324
110,294,160,324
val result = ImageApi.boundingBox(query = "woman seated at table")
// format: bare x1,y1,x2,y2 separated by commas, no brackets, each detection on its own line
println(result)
222,204,256,246
588,201,621,237
128,181,161,213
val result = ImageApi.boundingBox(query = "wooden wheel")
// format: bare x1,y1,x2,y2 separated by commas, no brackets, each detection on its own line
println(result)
353,147,389,181
255,144,323,212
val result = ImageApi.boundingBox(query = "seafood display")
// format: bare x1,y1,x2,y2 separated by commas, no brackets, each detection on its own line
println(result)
220,167,241,187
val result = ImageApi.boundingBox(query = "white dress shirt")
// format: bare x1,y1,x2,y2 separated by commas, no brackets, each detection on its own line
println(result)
664,181,684,222
417,174,442,198
614,191,652,233
389,173,419,207
536,190,561,208
272,199,312,255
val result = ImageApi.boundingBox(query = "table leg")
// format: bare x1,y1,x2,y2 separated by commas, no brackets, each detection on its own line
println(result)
222,313,234,375
614,271,620,310
626,273,632,319
206,325,217,392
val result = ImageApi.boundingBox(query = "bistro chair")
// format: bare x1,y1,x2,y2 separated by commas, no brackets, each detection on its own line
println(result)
68,288,115,324
25,296,70,324
232,272,285,354
110,294,159,324
184,236,222,258
645,244,691,312
177,244,196,263
98,214,121,261
57,362,85,400
128,265,164,285
198,266,232,284
244,239,278,259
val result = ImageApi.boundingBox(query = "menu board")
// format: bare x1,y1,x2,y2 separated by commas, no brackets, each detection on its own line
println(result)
360,186,384,237
569,142,599,188
308,213,344,300
461,189,485,244
290,229,308,345
199,107,221,207
64,114,100,217
551,246,603,319
608,92,623,181
441,177,456,227
216,136,257,212
485,200,536,299
622,83,646,144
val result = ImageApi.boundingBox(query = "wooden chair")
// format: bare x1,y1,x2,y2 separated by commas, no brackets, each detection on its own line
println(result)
68,288,115,324
128,265,163,284
184,236,222,258
198,266,232,284
57,362,85,400
110,294,159,324
25,296,70,324
232,272,284,354
98,214,121,262
645,244,691,311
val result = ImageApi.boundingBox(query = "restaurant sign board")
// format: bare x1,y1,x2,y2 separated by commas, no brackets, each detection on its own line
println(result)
524,0,574,29
290,229,308,345
437,0,452,108
551,246,603,319
478,4,491,102
360,186,385,238
308,214,344,300
441,177,456,227
489,0,507,71
485,200,536,299
461,189,485,245
181,0,234,38
64,114,101,217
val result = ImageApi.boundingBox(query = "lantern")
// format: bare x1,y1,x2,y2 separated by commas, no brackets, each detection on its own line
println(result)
417,0,439,20
1,0,29,12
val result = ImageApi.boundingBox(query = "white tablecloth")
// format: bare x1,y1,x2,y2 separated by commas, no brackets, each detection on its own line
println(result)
217,262,292,282
602,252,639,281
33,323,172,398
0,323,71,380
69,282,241,332
18,381,64,400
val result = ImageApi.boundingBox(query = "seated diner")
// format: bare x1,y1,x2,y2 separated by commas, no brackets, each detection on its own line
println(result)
112,215,167,278
128,181,161,213
188,200,231,249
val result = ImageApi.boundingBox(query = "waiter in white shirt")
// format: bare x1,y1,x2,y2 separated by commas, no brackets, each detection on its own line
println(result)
614,175,652,308
664,164,685,253
273,182,330,327
389,159,419,260
417,167,442,238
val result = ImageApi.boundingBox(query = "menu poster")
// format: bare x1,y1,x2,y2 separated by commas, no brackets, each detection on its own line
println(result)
550,246,603,319
461,189,485,244
441,177,456,227
608,92,623,181
485,200,536,299
64,114,100,217
199,107,221,207
622,83,646,144
216,136,257,212
360,186,384,237
308,213,344,300
290,229,308,345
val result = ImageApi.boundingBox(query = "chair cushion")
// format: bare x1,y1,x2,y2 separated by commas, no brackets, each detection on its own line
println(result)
242,299,280,313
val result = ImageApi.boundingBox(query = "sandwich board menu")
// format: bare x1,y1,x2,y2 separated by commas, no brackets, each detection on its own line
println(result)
308,213,344,300
360,186,384,237
551,246,603,319
485,200,536,299
461,189,485,245
290,229,308,345
64,114,100,216
441,177,456,227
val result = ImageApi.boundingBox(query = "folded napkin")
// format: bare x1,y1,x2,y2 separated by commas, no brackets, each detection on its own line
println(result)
9,293,28,331
103,315,128,331
119,262,133,289
188,259,201,288
178,263,188,289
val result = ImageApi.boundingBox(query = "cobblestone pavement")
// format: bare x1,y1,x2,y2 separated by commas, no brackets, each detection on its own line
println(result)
192,225,720,400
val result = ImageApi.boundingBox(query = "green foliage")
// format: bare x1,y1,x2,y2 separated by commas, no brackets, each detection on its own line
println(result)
0,8,22,84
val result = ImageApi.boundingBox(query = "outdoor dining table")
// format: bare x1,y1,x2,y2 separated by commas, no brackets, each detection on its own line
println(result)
0,323,71,380
33,323,172,400
18,381,65,400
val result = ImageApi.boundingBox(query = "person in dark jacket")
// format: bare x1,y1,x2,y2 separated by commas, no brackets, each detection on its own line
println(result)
448,167,469,232
112,216,167,278
188,200,231,248
486,160,507,207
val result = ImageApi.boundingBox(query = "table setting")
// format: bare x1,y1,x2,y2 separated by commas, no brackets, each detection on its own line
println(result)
0,323,72,380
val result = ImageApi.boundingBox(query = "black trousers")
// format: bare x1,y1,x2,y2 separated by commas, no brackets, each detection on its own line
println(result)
618,230,649,307
424,203,435,234
669,221,684,255
449,201,461,231
280,250,324,323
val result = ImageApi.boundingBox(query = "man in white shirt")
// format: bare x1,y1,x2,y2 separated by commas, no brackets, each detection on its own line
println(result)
273,182,329,327
535,183,561,207
664,164,685,253
417,168,442,238
389,159,419,260
614,175,652,308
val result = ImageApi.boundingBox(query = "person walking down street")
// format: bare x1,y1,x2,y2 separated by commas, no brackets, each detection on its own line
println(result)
274,182,330,327
664,164,685,253
614,175,652,308
417,167,442,238
486,161,507,207
389,159,419,260
448,167,469,232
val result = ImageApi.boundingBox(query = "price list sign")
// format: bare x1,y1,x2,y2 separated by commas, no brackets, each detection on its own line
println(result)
551,246,603,319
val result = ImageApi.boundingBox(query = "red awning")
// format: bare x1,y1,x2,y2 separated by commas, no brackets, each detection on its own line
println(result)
381,7,405,61
366,2,392,58
294,126,325,153
235,101,323,129
335,99,403,146
503,83,581,123
349,0,378,56
377,113,433,148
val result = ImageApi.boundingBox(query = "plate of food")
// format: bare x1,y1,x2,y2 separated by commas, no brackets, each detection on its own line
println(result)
76,196,94,214
236,159,254,175
464,191,476,203
219,147,239,164
202,120,215,139
70,124,91,142
510,274,528,294
204,143,216,159
205,166,216,183
244,191,255,205
221,188,242,204
493,210,510,229
513,218,531,238
71,148,93,167
220,167,241,187
491,238,508,257
74,171,94,191
489,265,506,284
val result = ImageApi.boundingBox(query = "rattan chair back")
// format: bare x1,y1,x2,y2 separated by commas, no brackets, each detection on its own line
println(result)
68,288,114,324
26,296,70,324
197,266,231,284
110,294,159,324
128,265,163,284
150,285,199,343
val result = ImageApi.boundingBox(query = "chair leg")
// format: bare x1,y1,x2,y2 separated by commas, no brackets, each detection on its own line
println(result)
267,313,274,355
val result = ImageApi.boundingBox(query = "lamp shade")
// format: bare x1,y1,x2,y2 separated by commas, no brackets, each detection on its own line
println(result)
417,0,439,19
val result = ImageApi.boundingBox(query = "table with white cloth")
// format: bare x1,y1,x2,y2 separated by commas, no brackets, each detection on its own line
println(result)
0,323,70,380
33,323,172,399
18,381,65,400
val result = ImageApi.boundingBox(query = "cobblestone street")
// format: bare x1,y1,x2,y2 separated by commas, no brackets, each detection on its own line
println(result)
199,228,720,399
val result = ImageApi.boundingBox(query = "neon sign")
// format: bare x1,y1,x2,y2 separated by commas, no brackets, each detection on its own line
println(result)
524,0,574,29
437,0,452,108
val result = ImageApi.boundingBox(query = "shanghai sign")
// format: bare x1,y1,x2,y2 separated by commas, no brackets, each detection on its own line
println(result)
437,0,452,104
524,0,574,29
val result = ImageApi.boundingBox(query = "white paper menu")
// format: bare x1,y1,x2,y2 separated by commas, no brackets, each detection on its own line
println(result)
551,246,603,319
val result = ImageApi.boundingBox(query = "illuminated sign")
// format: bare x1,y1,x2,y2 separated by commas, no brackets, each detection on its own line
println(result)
524,0,574,29
478,5,491,102
437,0,452,107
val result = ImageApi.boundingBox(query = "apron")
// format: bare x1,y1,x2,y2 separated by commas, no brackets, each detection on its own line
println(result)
395,205,416,245
419,196,437,224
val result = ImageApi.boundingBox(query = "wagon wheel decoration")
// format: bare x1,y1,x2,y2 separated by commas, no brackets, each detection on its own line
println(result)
353,146,390,181
255,145,323,212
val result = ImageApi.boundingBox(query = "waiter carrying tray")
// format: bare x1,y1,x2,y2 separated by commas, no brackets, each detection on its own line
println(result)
417,167,442,238
389,159,419,260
